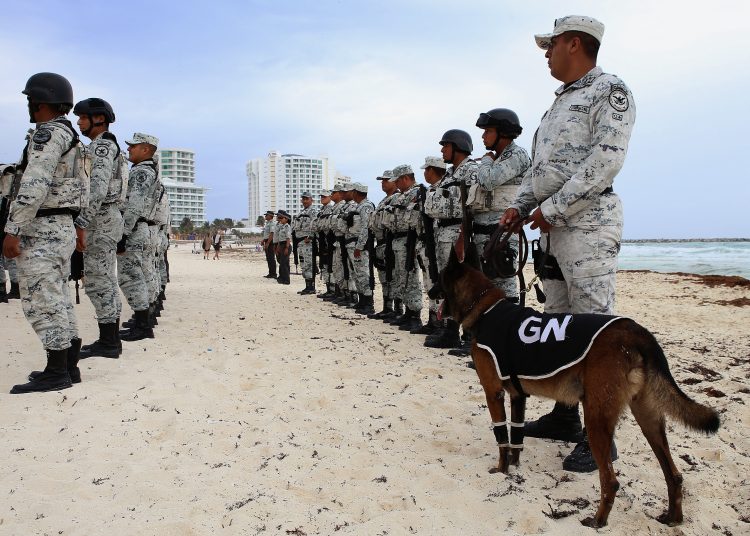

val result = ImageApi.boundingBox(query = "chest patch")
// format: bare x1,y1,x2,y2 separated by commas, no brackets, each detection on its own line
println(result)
94,145,110,157
474,300,624,380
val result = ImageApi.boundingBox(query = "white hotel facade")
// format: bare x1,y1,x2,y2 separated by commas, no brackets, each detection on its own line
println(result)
157,148,208,226
246,151,335,224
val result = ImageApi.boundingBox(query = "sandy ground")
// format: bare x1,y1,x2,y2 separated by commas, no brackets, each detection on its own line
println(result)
1,244,748,536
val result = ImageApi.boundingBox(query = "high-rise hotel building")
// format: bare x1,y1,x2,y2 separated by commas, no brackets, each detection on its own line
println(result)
158,148,208,226
246,151,335,224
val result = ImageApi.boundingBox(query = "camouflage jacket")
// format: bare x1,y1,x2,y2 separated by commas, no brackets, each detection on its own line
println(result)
122,158,159,235
423,157,477,221
345,198,374,250
474,141,531,225
511,67,636,227
292,205,318,237
312,200,335,233
75,132,119,229
369,192,398,241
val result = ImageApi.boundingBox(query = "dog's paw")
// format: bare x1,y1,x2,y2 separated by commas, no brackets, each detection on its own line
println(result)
580,516,606,528
656,511,682,526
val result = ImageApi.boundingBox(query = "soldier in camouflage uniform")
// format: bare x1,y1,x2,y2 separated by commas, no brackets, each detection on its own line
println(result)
293,191,318,295
261,210,277,278
501,15,636,473
3,73,87,393
327,185,350,304
313,190,334,297
151,182,170,316
141,178,164,325
367,171,398,319
473,108,531,301
423,130,477,348
68,99,126,359
117,132,160,342
344,183,375,314
411,157,446,335
387,165,423,332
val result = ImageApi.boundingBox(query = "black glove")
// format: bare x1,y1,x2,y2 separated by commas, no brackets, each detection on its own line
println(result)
441,188,450,198
116,235,128,254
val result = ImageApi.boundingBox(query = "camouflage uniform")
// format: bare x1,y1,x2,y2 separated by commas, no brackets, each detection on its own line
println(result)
330,197,349,290
389,180,423,313
292,202,318,280
511,66,636,314
473,141,530,298
152,184,170,293
76,132,124,323
424,156,477,271
344,186,374,297
261,215,277,277
118,157,159,312
369,189,397,303
312,199,335,287
3,118,88,350
144,183,165,304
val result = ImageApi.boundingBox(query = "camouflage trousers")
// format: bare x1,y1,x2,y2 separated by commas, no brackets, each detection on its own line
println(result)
391,236,422,312
16,224,78,350
473,231,519,299
541,216,622,315
83,204,123,323
1,255,18,283
374,242,391,300
157,231,168,289
416,243,438,313
435,223,462,271
146,226,160,304
345,243,373,296
332,237,346,288
299,236,314,280
118,221,150,312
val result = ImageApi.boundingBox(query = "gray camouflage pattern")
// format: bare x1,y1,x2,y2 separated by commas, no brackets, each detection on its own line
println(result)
293,205,318,280
369,193,398,300
474,141,530,225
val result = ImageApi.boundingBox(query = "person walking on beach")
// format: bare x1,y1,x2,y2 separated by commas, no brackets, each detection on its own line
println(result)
261,210,277,277
202,233,211,259
3,73,86,393
212,229,223,260
501,15,636,472
275,211,292,284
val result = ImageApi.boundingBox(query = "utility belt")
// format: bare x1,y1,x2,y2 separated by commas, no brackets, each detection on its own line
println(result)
437,218,462,228
35,208,78,218
391,231,408,239
138,217,157,225
472,222,498,235
344,237,358,245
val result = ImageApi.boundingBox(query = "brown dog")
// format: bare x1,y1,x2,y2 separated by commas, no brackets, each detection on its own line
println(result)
430,245,720,528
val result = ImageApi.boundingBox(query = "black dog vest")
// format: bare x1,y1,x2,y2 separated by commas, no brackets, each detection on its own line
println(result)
474,300,624,380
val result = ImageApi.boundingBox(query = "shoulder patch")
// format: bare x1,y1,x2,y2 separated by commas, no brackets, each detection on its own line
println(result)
94,145,110,158
32,128,52,144
608,88,629,112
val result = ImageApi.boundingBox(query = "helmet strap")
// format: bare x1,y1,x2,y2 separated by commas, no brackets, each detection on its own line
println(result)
27,101,40,123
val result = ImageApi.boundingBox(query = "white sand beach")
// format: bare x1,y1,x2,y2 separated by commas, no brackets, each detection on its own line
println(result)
1,245,748,536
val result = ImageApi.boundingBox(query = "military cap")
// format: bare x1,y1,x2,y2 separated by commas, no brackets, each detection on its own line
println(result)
377,170,394,180
301,191,312,198
332,184,344,192
276,210,291,220
264,210,275,216
535,15,604,49
341,183,354,191
319,189,332,197
392,164,414,180
420,156,447,170
352,182,368,194
125,132,159,147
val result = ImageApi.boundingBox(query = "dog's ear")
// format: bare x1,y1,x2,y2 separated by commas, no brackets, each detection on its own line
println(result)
448,245,461,269
464,242,481,271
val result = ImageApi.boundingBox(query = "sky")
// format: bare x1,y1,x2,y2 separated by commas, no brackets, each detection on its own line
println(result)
1,0,748,239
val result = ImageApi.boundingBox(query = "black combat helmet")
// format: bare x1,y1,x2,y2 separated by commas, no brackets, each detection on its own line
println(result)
439,129,473,154
476,108,522,138
22,72,74,106
74,98,116,123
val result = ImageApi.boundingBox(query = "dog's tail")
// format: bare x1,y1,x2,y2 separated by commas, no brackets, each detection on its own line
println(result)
637,326,720,435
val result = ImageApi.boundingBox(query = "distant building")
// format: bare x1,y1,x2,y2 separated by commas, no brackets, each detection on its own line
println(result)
158,148,208,226
246,151,336,224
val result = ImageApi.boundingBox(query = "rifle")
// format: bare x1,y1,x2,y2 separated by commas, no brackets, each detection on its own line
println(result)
418,185,439,283
366,231,376,290
311,234,319,276
384,231,395,283
338,236,349,280
291,230,299,274
326,231,336,272
459,177,476,260
70,250,84,304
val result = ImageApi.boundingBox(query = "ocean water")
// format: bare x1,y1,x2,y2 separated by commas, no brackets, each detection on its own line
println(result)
618,241,750,279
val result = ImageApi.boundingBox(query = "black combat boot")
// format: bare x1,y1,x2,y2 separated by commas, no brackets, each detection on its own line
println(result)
301,279,316,295
331,288,348,305
411,309,439,334
121,313,137,329
12,348,72,394
382,299,403,322
28,337,82,383
345,291,359,308
79,323,121,359
424,319,462,348
0,281,7,303
562,428,618,473
318,283,333,299
120,309,155,341
159,286,166,301
524,402,585,443
7,281,20,300
324,284,341,302
368,299,392,319
398,309,423,331
149,303,158,326
355,294,375,315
